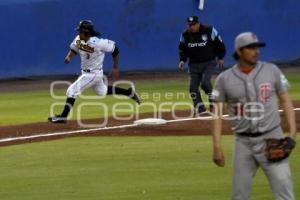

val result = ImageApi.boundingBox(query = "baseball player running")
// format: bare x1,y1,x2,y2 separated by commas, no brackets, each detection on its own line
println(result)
212,32,297,199
48,20,141,123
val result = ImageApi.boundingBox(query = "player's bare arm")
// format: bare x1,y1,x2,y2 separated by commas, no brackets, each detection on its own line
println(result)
64,50,77,64
278,92,297,140
111,46,120,80
212,102,225,167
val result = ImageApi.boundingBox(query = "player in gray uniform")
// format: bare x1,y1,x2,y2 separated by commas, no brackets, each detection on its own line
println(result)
211,32,297,200
48,20,141,123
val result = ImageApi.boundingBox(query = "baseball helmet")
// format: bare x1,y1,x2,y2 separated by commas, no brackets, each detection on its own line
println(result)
75,20,100,36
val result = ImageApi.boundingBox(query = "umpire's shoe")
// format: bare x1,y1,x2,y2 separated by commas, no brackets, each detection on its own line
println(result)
48,115,67,123
194,107,210,118
128,87,142,104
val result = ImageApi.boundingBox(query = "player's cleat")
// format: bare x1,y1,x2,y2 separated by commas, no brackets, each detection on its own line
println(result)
194,107,209,117
128,87,142,104
197,111,211,117
48,115,67,123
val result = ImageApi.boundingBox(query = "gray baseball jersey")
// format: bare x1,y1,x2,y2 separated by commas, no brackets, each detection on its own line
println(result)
213,61,289,134
213,61,294,200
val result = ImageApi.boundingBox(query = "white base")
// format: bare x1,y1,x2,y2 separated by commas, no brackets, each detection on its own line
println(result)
134,118,167,125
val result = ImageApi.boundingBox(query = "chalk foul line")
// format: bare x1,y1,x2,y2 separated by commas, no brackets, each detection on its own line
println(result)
1,108,299,143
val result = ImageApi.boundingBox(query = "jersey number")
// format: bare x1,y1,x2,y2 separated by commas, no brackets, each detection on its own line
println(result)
86,54,90,59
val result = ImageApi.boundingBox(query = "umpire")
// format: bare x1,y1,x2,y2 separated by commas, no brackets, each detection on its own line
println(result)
178,16,226,116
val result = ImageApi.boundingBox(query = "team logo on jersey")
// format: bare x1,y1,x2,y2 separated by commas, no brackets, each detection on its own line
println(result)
202,34,208,41
259,83,271,103
76,40,94,53
188,42,207,48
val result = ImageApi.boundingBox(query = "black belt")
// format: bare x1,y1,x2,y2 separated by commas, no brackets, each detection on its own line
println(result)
237,125,280,138
238,132,264,137
82,68,102,73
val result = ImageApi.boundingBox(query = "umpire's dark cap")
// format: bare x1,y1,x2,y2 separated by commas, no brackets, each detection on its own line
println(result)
187,16,199,25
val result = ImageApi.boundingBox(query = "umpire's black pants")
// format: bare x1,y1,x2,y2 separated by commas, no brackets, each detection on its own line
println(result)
189,61,216,113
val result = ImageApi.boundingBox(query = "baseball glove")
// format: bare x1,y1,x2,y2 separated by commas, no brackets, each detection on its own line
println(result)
265,137,296,162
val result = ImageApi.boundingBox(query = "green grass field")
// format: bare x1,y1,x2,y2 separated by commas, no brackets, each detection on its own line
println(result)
0,72,300,199
0,79,192,126
0,136,299,200
1,73,300,126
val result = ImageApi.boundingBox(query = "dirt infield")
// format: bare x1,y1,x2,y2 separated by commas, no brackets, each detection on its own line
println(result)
1,72,300,147
0,110,226,146
1,106,300,147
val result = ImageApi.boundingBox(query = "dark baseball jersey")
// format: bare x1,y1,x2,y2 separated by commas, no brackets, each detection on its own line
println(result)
179,25,226,63
213,61,289,134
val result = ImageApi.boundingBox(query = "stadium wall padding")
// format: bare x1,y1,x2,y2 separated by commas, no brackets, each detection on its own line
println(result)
0,0,300,78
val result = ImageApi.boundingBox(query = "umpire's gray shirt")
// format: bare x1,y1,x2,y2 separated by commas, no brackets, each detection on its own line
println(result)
213,61,289,134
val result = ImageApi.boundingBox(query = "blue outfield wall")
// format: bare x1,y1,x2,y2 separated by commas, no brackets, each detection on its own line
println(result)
0,0,300,78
